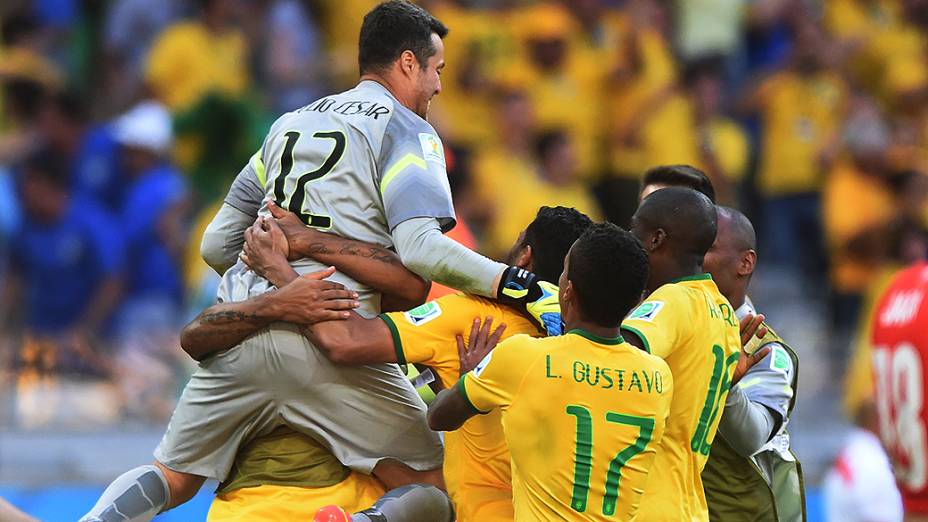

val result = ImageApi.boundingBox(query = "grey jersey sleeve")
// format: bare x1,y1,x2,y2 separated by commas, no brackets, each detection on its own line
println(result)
392,217,506,297
377,118,455,232
717,342,795,457
201,152,266,274
223,153,266,216
718,386,778,457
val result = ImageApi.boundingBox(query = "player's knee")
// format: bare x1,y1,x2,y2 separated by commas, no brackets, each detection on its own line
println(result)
153,461,206,508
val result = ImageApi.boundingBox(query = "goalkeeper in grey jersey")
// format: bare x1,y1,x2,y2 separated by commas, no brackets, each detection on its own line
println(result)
81,2,559,521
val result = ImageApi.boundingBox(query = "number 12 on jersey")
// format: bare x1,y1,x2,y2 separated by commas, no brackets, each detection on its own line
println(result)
273,130,346,229
566,405,654,516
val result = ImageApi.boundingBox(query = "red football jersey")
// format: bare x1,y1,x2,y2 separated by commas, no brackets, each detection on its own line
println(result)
872,262,928,514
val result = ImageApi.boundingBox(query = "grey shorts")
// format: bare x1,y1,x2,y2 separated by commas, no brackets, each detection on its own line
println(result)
154,323,444,481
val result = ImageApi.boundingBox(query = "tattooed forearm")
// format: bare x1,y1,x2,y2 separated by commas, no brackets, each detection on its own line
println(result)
302,240,402,266
199,310,263,324
180,302,275,360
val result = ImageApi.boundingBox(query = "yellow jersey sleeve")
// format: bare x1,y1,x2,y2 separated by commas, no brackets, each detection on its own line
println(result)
621,284,686,359
380,294,488,388
459,335,536,414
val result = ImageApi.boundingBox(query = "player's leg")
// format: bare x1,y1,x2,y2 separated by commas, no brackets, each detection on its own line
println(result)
81,336,277,521
78,464,178,522
315,484,454,522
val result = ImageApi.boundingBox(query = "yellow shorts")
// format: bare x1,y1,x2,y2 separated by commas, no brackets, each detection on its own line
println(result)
453,484,513,522
206,472,386,521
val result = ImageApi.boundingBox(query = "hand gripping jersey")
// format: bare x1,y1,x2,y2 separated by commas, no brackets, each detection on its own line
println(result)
219,79,456,315
871,262,928,514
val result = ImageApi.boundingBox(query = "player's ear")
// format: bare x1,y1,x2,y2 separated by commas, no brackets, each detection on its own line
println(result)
739,249,757,277
650,228,667,252
400,50,418,76
514,245,533,271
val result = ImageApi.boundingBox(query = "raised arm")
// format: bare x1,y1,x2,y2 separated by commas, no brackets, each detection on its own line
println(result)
266,201,430,310
180,268,359,360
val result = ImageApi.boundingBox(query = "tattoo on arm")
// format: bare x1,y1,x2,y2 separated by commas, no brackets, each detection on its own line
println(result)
306,241,401,266
200,310,263,324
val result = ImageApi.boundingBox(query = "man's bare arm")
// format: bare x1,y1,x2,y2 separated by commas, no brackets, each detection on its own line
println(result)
180,268,359,361
305,314,397,365
268,202,430,309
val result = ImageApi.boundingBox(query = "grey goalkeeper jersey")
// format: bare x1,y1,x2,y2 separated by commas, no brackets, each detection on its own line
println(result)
219,80,456,314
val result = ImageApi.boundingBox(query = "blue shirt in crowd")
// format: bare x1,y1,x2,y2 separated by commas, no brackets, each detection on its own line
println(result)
13,196,125,334
121,164,186,305
73,125,125,212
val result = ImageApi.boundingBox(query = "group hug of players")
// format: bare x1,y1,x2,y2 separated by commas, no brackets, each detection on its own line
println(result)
74,2,818,521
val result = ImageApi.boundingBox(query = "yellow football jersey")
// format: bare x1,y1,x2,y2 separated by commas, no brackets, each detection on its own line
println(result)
621,274,741,521
461,329,673,521
381,293,543,522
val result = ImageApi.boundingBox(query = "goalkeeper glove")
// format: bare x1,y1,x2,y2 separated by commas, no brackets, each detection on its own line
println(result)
497,266,562,336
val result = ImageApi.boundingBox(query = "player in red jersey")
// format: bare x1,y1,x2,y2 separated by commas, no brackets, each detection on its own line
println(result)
871,261,928,519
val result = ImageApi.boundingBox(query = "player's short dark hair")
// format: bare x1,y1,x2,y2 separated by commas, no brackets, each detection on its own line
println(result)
523,206,594,283
568,223,649,327
358,1,448,75
641,165,716,203
634,187,718,263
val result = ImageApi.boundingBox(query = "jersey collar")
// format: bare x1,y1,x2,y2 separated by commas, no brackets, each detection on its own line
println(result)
670,273,713,284
567,329,625,346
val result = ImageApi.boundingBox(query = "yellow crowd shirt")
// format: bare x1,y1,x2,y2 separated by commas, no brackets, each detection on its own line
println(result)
460,330,673,521
621,274,741,521
755,71,847,196
145,21,249,112
381,294,544,522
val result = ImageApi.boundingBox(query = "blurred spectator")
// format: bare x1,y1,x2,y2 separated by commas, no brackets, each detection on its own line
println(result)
38,91,124,212
101,0,179,111
499,2,601,179
743,19,847,281
113,101,187,333
428,0,521,146
0,78,45,164
485,129,601,258
600,0,689,225
687,56,750,206
259,0,326,113
3,150,124,380
0,11,63,91
111,100,189,422
823,400,904,522
825,0,928,106
823,100,897,331
144,0,249,113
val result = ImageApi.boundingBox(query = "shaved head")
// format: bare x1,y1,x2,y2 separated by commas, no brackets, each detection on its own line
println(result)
631,187,718,264
704,205,758,307
716,206,756,253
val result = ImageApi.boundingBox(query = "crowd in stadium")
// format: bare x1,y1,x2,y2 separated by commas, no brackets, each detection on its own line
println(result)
0,0,926,435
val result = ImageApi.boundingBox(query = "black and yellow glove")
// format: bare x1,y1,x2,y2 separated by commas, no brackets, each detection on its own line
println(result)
497,266,562,336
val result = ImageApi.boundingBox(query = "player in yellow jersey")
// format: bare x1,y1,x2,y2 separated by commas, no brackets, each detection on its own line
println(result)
182,206,593,521
620,187,742,521
429,222,674,521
